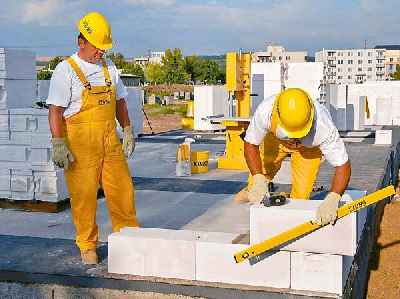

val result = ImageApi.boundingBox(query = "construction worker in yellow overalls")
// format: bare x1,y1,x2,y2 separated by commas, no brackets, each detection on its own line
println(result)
47,12,138,264
235,88,351,226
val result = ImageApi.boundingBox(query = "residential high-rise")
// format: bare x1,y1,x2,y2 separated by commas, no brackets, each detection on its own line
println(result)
315,48,386,84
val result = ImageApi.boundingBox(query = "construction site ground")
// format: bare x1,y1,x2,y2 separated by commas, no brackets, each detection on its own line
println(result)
0,117,397,298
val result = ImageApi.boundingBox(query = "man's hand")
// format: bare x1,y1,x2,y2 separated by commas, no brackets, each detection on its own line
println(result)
248,174,270,204
51,138,74,170
122,125,135,159
315,192,341,225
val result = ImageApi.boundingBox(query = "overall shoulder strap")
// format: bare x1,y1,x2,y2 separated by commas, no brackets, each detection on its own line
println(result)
101,59,112,86
66,57,91,89
270,98,280,135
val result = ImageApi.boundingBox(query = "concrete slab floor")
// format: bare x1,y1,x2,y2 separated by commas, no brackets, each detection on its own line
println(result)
0,134,392,298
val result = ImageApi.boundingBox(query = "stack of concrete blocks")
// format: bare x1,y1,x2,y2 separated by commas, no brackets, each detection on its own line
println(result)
0,108,69,201
251,62,324,113
193,85,228,131
109,190,367,296
0,48,36,109
326,82,400,130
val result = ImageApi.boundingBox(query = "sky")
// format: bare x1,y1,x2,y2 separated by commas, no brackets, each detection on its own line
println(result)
0,0,399,58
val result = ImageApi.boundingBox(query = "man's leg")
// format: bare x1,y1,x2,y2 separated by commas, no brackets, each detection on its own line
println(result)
290,147,322,199
102,130,139,232
65,165,101,251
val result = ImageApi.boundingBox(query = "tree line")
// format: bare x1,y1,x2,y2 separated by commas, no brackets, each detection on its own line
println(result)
37,48,225,85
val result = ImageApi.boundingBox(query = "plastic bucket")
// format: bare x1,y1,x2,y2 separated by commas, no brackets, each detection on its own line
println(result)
191,151,209,174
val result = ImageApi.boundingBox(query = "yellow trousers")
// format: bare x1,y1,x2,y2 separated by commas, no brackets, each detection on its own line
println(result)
248,133,322,199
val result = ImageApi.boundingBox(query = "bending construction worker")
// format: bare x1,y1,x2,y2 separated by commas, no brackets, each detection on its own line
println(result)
236,88,351,226
47,12,139,264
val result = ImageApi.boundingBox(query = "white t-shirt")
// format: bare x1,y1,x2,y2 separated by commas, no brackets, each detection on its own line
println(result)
46,53,128,118
244,95,349,167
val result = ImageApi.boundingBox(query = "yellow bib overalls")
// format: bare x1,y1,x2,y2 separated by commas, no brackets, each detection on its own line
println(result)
248,101,322,200
64,57,139,251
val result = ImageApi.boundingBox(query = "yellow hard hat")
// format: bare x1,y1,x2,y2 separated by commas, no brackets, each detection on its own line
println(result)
276,88,314,138
77,12,112,50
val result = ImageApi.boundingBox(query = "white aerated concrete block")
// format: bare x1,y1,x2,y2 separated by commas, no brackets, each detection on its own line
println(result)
33,170,69,202
9,109,50,133
31,133,52,148
0,170,10,191
0,145,30,162
10,131,31,145
11,191,34,200
109,228,197,279
30,148,51,165
374,130,392,145
196,242,290,288
250,190,367,256
0,131,9,143
0,109,8,131
11,175,34,192
291,252,353,295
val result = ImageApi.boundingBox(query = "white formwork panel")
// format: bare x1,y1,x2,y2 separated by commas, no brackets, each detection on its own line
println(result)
392,98,400,126
194,85,228,131
126,87,144,137
251,63,281,81
250,190,367,256
37,80,50,101
196,242,290,288
291,252,353,295
0,109,9,131
375,97,392,126
374,130,392,145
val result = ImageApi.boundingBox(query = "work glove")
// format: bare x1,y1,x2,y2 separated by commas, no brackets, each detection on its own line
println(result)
248,174,270,204
122,125,135,159
51,138,74,170
315,192,341,225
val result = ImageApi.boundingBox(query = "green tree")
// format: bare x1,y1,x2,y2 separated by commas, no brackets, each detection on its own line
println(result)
391,65,400,80
161,48,190,84
37,70,52,80
48,56,64,70
106,52,126,69
184,55,225,84
122,62,145,82
145,63,165,84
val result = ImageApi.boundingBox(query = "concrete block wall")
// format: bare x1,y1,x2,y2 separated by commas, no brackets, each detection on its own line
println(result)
108,189,367,295
0,108,68,202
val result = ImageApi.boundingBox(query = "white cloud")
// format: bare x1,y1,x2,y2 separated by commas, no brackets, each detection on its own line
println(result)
20,0,63,23
124,0,176,8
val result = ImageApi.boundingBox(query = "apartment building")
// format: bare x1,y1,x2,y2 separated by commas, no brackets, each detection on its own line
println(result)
315,48,386,84
253,45,307,63
134,51,165,66
375,45,400,76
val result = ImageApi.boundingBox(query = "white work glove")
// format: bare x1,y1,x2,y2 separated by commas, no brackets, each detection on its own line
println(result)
315,192,341,225
248,174,270,204
122,125,135,159
51,138,74,170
